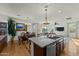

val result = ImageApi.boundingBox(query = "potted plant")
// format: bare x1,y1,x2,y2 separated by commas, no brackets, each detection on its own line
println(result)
8,17,16,44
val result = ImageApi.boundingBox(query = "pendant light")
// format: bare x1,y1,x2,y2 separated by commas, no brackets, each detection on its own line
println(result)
43,5,50,25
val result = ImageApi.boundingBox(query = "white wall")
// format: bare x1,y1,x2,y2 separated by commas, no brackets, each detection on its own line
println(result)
0,14,8,22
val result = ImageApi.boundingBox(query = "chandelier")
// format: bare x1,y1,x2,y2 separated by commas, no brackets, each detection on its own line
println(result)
43,5,50,25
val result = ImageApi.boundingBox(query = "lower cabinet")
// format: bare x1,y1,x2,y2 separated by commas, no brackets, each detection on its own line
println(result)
0,43,3,52
0,36,7,53
34,43,46,56
56,40,64,56
33,39,64,56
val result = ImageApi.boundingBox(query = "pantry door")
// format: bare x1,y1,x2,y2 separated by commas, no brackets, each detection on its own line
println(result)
67,22,77,38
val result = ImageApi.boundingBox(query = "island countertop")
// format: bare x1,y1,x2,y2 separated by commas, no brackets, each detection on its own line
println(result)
29,35,64,48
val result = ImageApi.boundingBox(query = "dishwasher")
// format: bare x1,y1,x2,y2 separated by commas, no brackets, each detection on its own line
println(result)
46,43,56,56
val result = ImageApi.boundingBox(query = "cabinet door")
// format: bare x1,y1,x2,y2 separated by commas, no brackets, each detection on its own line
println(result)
56,41,64,56
61,41,64,51
56,43,60,56
0,42,3,53
34,43,46,56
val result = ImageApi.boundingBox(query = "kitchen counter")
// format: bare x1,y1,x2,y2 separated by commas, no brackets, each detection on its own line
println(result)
29,35,64,48
29,35,64,56
0,35,7,53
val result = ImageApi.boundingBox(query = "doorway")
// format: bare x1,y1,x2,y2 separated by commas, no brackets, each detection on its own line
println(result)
67,22,77,38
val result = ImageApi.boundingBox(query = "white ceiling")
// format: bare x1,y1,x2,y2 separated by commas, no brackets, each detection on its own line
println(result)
0,3,79,23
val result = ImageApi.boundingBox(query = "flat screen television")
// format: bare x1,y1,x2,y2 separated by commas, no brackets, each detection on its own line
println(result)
56,27,64,31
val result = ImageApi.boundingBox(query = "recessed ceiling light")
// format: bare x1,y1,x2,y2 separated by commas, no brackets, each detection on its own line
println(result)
58,10,62,13
44,5,48,8
27,17,29,19
17,14,20,16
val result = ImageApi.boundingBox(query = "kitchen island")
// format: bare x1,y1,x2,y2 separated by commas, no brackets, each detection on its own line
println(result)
29,35,64,56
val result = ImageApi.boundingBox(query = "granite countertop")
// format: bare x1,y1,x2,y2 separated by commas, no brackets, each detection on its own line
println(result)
29,35,64,48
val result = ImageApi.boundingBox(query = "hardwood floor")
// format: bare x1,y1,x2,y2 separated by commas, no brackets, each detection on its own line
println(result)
61,38,79,56
0,40,31,56
1,38,79,56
